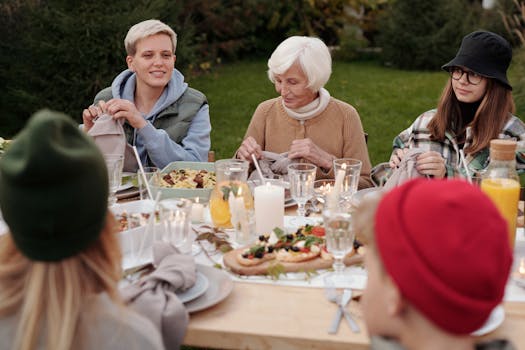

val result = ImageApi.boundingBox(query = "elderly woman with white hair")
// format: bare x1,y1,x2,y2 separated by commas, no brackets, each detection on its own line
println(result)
236,36,372,186
82,19,211,169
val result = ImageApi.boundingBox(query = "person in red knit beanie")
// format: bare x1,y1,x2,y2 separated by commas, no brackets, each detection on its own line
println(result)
354,179,515,350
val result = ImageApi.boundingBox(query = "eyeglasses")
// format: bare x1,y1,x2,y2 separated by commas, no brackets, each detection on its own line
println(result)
449,67,483,85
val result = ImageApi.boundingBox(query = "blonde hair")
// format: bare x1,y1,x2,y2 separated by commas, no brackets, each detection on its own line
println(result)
124,19,177,56
353,190,384,248
0,212,123,350
267,36,332,92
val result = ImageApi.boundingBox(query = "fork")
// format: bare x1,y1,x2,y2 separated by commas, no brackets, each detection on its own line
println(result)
325,286,360,333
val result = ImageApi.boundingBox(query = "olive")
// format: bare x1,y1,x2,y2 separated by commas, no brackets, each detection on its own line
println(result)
258,235,266,242
286,234,294,241
267,246,274,253
291,246,300,252
254,251,264,259
242,253,249,258
284,246,290,251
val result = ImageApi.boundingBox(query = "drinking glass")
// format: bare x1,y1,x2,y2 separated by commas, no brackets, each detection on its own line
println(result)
104,154,124,207
287,163,317,217
138,166,159,200
323,207,354,286
160,198,193,253
313,179,335,204
333,158,362,206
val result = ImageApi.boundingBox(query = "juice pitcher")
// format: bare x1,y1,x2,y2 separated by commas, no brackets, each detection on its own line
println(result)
209,159,254,229
481,139,520,249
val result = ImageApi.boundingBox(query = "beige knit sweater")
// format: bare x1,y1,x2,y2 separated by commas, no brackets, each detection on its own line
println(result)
242,96,373,188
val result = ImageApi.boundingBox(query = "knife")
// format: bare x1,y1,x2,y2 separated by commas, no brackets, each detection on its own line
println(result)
328,289,353,334
341,289,360,333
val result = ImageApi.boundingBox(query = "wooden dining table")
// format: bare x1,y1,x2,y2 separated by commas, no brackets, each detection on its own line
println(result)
182,206,525,350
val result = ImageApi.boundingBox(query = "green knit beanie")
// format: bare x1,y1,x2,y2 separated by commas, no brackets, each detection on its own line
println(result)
0,109,109,261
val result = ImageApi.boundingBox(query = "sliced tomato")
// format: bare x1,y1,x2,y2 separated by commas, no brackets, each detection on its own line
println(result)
311,226,325,237
299,247,311,253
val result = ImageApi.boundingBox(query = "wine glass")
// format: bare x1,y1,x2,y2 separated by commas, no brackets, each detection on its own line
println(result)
333,158,362,208
287,163,317,217
104,154,124,207
323,207,354,287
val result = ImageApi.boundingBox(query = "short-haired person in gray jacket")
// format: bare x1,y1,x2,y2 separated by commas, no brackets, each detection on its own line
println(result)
82,19,211,169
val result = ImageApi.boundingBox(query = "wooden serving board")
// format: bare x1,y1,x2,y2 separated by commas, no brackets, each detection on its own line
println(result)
223,248,364,276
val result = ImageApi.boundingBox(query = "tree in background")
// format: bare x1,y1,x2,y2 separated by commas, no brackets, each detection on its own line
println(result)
376,0,480,70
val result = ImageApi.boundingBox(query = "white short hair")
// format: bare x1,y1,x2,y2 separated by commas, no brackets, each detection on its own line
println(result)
124,19,177,56
267,36,332,92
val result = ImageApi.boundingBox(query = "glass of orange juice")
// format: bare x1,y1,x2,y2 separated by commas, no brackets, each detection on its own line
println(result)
481,178,520,249
209,159,253,228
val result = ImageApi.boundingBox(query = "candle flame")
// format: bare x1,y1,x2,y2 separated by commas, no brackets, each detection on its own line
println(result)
237,187,243,196
520,258,525,275
342,163,347,170
195,197,200,204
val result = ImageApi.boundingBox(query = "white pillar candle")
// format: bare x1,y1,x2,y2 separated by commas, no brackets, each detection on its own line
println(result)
328,167,345,209
254,182,284,235
191,198,204,223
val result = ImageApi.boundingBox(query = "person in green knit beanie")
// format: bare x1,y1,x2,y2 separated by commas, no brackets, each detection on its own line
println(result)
0,110,164,350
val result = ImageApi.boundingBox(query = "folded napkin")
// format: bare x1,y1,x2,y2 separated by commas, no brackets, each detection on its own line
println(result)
248,151,297,180
382,148,426,191
87,114,138,172
120,242,197,350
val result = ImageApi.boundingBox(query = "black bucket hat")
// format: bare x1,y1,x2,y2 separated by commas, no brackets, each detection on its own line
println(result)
442,31,512,90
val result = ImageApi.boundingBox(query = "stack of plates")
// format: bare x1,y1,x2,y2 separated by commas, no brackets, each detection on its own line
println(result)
116,172,140,200
178,265,234,313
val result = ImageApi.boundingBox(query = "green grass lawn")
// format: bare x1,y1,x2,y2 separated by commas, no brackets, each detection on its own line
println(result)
188,60,448,166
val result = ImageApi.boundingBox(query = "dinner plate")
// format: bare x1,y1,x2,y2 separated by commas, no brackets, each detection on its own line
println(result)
177,271,209,304
117,182,134,192
471,304,505,336
116,187,141,200
185,264,234,313
284,198,297,208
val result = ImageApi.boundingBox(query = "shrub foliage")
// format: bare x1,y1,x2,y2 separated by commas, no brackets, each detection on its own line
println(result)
376,0,481,70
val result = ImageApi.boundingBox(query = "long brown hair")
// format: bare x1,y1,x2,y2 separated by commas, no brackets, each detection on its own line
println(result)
428,78,515,155
0,212,123,350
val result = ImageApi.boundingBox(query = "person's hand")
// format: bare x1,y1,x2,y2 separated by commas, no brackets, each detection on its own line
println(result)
389,148,408,168
82,100,107,132
416,151,446,178
104,98,147,129
236,136,262,162
288,138,333,170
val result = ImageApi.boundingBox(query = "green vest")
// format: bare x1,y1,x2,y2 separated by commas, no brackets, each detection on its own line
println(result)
94,87,207,145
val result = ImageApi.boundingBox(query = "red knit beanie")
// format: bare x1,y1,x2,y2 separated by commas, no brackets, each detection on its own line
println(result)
374,179,512,334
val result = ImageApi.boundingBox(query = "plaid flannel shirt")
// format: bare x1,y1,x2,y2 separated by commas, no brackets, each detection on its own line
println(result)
371,109,525,185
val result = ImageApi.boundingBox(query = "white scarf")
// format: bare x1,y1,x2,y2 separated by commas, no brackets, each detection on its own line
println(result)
282,88,331,121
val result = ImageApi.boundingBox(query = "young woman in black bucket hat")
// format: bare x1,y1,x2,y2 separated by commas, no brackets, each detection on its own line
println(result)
383,31,525,179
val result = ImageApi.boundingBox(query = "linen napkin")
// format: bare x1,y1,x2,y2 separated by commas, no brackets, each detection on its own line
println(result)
382,148,426,191
87,114,138,172
248,151,297,180
120,242,197,350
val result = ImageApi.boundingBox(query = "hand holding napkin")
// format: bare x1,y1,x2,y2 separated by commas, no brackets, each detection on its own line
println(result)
248,151,298,180
87,113,138,171
382,148,426,191
120,242,197,350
